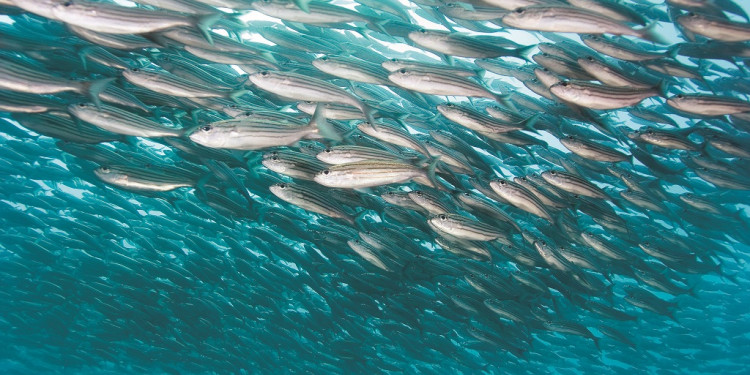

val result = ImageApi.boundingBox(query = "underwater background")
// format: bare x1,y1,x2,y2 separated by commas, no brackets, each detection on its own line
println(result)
1,0,750,374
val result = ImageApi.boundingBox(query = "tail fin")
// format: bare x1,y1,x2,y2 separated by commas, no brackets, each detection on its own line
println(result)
228,89,250,103
515,44,537,62
426,156,441,190
83,77,116,108
311,104,343,142
637,21,669,45
194,13,222,45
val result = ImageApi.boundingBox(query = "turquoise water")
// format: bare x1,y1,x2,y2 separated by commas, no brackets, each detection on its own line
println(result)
1,1,750,374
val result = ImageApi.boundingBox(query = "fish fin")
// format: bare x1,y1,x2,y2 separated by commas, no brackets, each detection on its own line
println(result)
441,54,455,66
515,44,537,62
426,156,442,190
84,77,116,108
637,21,669,45
229,89,249,103
494,93,517,113
78,46,94,71
522,113,540,131
368,19,389,35
656,79,670,97
194,13,223,45
311,104,342,142
362,103,378,126
292,0,313,13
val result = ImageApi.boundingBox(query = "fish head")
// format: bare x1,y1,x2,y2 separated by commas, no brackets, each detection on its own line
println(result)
549,81,579,102
387,68,426,87
188,124,228,148
269,182,291,199
67,102,98,117
261,152,290,173
501,7,541,28
248,71,285,90
407,28,449,45
94,165,128,185
380,58,402,71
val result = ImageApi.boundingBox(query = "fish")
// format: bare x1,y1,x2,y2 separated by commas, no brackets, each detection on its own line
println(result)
269,182,354,224
188,104,339,150
94,164,198,191
314,159,439,189
502,6,660,42
549,80,662,110
248,70,376,124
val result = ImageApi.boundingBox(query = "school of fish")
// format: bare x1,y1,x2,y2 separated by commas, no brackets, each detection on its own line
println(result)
0,0,749,373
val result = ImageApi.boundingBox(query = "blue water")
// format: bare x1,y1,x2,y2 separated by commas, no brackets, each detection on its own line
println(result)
1,1,750,374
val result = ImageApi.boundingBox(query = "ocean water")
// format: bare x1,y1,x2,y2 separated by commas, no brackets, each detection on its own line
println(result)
1,1,750,374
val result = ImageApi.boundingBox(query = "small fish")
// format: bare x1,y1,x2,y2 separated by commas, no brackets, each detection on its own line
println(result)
314,159,439,189
550,80,661,110
94,164,197,191
270,182,354,224
68,102,182,137
428,213,506,241
249,70,375,124
502,6,659,41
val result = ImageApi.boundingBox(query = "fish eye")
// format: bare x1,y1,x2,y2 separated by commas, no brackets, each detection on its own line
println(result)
567,135,574,140
77,103,86,107
643,241,651,247
271,156,278,161
499,180,506,185
131,68,140,72
688,12,696,17
418,29,427,33
200,125,212,132
63,1,73,6
278,183,287,189
320,56,328,61
260,71,269,76
560,81,569,87
646,130,654,135
243,111,252,116
515,8,525,14
324,148,332,153
100,166,110,172
398,68,407,74
390,58,398,62
550,170,556,175
463,192,470,196
676,94,684,99
438,214,447,220
229,104,238,109
415,191,423,197
540,241,546,246
586,56,594,61
322,170,330,175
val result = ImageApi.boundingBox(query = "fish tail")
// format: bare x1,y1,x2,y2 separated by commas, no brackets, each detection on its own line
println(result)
494,93,517,113
82,77,116,108
656,79,670,98
194,13,222,45
292,0,313,13
361,103,378,126
522,113,540,131
426,156,441,190
515,44,537,62
637,21,669,45
311,103,342,142
228,89,250,103
77,46,94,71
